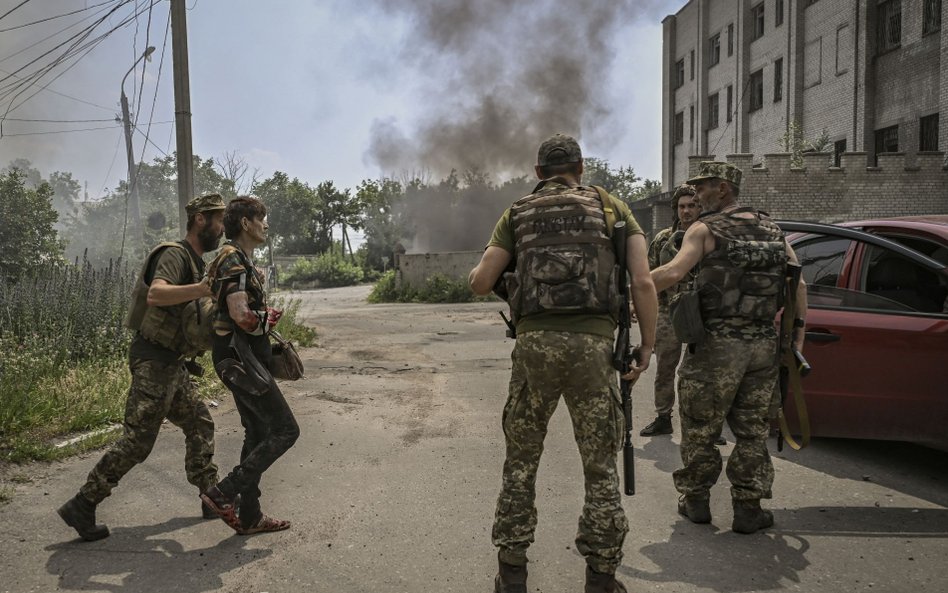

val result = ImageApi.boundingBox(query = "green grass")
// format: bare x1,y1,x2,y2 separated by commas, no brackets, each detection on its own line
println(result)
367,270,493,304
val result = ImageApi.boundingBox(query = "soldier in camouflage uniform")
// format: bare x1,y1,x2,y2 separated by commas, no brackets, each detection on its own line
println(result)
640,184,703,438
651,162,808,534
58,194,225,541
470,134,658,593
199,196,299,536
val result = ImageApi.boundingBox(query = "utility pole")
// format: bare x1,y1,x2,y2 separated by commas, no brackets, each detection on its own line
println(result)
119,90,143,247
171,0,194,234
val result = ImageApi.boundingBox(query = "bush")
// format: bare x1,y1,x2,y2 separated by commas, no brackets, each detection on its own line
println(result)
283,252,363,288
368,270,488,303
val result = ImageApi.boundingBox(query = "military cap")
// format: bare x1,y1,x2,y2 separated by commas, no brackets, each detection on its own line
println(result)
672,183,696,200
537,133,583,166
186,193,226,216
685,161,742,187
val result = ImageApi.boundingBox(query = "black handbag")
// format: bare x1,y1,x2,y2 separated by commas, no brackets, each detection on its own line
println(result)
268,330,304,381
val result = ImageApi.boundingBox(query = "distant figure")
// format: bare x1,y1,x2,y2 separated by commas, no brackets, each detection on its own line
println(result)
469,134,657,593
58,194,225,541
200,196,299,535
651,162,808,533
640,185,716,440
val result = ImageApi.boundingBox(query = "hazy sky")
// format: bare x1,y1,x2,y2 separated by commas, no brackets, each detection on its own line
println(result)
0,0,676,199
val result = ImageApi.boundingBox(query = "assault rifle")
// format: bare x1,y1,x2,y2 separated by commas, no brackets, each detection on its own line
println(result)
776,262,811,451
611,221,636,496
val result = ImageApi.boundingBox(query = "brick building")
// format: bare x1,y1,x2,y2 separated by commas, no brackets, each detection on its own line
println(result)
661,0,947,191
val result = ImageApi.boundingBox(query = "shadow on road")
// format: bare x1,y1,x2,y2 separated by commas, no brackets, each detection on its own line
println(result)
622,522,810,592
773,437,948,507
774,505,948,538
45,517,271,592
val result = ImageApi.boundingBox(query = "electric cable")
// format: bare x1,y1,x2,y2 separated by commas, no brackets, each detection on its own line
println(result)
0,0,118,33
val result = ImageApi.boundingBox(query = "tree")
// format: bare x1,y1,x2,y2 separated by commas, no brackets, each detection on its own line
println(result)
357,178,406,271
254,172,323,255
0,170,64,280
780,121,831,167
582,157,660,204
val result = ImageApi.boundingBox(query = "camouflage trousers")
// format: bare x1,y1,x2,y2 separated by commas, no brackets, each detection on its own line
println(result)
492,331,629,574
652,305,684,415
79,358,218,505
673,331,778,502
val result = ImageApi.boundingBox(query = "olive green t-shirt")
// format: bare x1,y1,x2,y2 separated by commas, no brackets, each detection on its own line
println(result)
129,243,204,362
487,185,644,338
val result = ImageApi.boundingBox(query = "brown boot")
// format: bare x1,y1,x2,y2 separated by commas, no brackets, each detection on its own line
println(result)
494,558,527,593
585,566,628,593
677,494,712,524
57,494,109,541
732,499,774,534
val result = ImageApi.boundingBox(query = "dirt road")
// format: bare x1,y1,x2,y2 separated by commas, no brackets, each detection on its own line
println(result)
1,285,946,592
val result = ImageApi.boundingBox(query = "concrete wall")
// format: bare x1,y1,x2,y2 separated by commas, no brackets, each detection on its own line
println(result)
396,251,482,290
663,0,946,188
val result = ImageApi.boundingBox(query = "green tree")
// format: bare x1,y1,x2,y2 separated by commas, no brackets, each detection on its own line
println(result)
582,157,659,204
780,121,832,167
254,172,324,255
357,177,406,271
0,170,64,280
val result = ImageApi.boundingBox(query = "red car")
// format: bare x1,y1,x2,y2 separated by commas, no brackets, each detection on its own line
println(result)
778,217,948,451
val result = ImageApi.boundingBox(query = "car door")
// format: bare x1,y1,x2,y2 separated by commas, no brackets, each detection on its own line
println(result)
781,222,948,450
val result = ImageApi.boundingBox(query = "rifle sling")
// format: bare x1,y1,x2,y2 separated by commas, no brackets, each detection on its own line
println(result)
778,354,811,450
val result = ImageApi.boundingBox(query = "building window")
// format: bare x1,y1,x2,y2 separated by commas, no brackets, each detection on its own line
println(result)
690,105,695,139
874,125,899,162
675,59,685,89
749,69,764,111
708,93,720,129
833,139,847,166
920,114,939,151
674,112,684,145
776,0,785,27
923,0,942,34
727,23,734,56
774,58,783,102
877,0,901,54
709,34,721,67
690,49,695,80
726,85,733,122
836,24,852,75
751,3,765,40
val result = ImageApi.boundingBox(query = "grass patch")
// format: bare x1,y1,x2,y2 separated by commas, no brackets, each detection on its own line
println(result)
0,486,13,505
367,270,493,304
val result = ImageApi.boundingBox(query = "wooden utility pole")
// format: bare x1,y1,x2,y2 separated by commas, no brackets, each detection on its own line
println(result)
171,0,194,234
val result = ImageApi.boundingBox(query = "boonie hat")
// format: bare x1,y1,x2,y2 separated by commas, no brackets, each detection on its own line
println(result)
186,193,226,216
537,133,583,166
685,161,743,187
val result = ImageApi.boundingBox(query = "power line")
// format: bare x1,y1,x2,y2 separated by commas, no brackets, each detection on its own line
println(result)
0,1,33,24
133,0,155,127
2,123,121,136
0,0,118,33
0,67,113,111
0,0,120,66
1,116,115,123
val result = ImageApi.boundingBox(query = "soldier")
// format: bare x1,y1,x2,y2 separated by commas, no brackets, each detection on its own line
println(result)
639,184,703,438
469,134,657,593
651,162,808,533
58,194,225,541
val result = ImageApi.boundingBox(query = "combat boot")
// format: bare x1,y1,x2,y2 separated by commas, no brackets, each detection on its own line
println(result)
494,558,527,593
640,413,673,436
57,494,109,541
677,494,712,524
585,565,628,593
732,499,774,534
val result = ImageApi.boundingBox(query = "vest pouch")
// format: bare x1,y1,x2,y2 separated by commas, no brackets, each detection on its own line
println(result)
125,276,150,330
182,296,217,354
503,271,521,315
529,247,588,310
669,289,706,344
739,271,783,297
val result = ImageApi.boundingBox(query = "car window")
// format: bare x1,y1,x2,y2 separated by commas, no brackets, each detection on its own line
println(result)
861,246,948,314
794,237,852,287
874,233,948,265
806,284,916,311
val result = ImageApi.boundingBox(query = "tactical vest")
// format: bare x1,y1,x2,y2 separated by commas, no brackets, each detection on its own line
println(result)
656,228,693,305
505,182,619,318
207,243,267,335
695,208,788,324
125,242,216,358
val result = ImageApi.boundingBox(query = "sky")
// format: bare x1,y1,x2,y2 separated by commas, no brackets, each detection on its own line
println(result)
0,0,678,200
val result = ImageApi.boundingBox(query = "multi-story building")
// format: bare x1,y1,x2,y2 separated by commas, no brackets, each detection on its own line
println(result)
661,0,946,190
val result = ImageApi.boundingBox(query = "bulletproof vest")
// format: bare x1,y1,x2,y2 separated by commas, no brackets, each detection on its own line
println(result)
505,182,619,318
126,242,216,358
207,243,267,334
657,228,693,304
695,208,788,324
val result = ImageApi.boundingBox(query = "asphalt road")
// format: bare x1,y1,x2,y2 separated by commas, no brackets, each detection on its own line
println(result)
1,285,946,593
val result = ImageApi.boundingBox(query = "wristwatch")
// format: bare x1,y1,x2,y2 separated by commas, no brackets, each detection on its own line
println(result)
793,318,806,328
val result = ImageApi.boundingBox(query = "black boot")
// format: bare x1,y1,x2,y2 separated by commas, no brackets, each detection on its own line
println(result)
201,500,218,519
640,413,673,436
732,499,774,534
677,494,712,524
585,565,628,593
494,558,527,593
57,494,109,541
